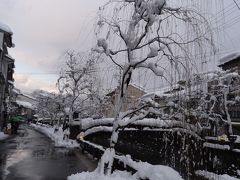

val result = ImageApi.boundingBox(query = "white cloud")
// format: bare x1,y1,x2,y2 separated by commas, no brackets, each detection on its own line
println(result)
1,0,108,92
2,0,240,93
14,74,57,93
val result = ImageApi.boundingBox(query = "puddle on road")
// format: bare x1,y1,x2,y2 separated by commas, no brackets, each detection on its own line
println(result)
2,149,30,180
0,126,97,179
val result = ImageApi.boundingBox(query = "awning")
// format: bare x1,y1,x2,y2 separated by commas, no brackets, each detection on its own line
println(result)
9,116,25,122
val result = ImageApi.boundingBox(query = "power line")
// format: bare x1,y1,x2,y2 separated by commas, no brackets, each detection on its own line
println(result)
233,0,240,10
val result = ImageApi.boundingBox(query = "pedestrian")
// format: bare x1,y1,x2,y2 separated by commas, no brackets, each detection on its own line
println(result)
63,127,70,140
7,123,11,135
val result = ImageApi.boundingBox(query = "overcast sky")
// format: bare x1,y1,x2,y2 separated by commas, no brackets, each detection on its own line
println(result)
0,0,107,92
1,0,240,93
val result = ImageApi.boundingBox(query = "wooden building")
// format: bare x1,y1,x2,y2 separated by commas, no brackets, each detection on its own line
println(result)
218,53,240,129
102,84,146,118
0,22,15,129
218,52,240,74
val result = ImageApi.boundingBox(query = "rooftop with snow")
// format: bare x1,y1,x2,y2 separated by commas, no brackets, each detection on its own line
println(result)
218,52,240,66
0,21,13,35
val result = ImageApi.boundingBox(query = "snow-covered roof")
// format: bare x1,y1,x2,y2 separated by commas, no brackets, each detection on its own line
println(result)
4,53,14,60
8,80,14,85
218,52,240,66
0,22,13,35
143,84,182,99
12,88,21,95
16,100,34,110
129,83,146,92
21,93,37,101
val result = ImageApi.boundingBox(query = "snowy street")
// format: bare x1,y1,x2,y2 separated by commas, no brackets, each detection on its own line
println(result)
0,124,97,180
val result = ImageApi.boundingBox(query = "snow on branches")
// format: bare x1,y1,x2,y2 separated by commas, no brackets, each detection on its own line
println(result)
94,0,216,175
57,51,100,125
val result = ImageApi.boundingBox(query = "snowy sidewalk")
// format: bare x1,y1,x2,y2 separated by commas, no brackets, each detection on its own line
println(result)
0,131,8,141
30,123,79,148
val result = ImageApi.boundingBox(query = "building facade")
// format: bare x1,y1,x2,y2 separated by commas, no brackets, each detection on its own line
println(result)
0,22,15,130
218,53,240,125
103,84,146,118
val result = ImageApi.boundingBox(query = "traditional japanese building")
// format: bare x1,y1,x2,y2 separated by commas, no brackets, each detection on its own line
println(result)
218,52,240,130
0,22,15,129
218,52,240,74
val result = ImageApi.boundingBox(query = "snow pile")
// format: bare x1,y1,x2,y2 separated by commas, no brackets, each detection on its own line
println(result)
0,131,8,140
68,156,183,180
68,170,135,180
71,139,183,180
68,162,182,180
195,170,239,180
31,123,79,148
116,155,183,180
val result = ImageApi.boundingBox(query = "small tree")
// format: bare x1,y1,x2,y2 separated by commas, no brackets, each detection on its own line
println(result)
33,90,65,126
94,0,215,174
57,51,97,129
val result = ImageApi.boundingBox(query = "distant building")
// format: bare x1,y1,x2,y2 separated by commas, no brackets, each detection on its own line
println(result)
15,92,37,120
218,52,240,127
0,22,15,129
102,84,146,118
218,52,240,74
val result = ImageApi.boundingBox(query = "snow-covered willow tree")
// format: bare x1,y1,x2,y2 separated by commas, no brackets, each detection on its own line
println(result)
148,70,240,137
57,51,98,127
93,0,216,174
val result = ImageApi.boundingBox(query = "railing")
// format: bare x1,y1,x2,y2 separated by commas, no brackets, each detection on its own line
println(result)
78,139,138,175
81,130,240,179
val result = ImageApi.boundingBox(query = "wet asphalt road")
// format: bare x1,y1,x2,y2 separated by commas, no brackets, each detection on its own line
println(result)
0,124,97,180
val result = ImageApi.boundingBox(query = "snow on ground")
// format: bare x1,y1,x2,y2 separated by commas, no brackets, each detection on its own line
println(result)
0,131,8,140
68,170,136,180
68,165,183,180
70,139,183,180
195,170,239,180
116,155,183,180
30,123,79,148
